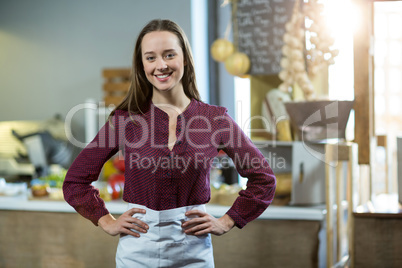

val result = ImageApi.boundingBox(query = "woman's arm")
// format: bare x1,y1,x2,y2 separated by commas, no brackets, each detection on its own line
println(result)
217,109,277,229
182,108,276,234
63,117,121,225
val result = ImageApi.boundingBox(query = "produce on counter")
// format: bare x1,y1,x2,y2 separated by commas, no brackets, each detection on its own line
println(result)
31,183,50,197
108,173,125,200
97,182,112,202
36,168,67,188
112,157,125,173
30,167,67,199
101,156,125,200
102,160,118,179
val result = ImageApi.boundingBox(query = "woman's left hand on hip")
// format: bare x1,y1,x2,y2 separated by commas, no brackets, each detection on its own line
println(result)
182,210,235,236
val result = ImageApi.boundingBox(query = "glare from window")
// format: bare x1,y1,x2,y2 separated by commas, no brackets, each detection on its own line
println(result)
323,0,355,101
374,1,402,194
234,76,251,136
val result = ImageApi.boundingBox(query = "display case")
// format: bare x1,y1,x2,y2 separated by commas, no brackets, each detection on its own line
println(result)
254,140,327,206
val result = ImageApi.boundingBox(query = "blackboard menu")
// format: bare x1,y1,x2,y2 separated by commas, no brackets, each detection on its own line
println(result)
236,0,296,75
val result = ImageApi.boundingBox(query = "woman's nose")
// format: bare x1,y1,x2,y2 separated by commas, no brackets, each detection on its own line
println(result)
156,58,168,71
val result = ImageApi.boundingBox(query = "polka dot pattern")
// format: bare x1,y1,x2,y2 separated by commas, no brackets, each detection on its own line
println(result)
63,99,276,227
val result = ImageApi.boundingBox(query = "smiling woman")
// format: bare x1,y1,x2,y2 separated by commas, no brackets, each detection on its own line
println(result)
63,19,276,268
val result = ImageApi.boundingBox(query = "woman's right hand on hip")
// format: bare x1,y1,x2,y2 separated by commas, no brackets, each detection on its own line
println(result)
98,208,149,237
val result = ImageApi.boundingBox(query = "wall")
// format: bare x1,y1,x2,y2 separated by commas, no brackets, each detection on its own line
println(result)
0,0,192,142
216,0,235,118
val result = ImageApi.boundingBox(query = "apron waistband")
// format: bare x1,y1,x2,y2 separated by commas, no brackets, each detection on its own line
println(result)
127,203,206,222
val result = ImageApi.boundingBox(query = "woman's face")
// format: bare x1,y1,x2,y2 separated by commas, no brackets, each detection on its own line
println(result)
141,31,186,94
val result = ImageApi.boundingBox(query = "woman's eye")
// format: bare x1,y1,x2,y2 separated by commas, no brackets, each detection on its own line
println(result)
146,56,155,61
166,53,175,59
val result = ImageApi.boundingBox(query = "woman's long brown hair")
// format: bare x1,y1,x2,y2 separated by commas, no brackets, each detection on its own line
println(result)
109,19,201,120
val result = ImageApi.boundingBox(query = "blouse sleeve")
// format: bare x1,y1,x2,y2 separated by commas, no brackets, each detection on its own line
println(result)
217,109,276,228
63,115,121,225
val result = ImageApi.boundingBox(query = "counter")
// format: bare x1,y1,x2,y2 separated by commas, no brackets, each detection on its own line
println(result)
0,194,326,268
352,194,402,267
0,193,325,221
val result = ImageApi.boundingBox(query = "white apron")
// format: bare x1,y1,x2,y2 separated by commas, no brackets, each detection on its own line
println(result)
116,203,215,268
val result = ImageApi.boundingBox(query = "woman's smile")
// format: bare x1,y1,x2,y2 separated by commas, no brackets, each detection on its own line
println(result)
155,72,172,82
